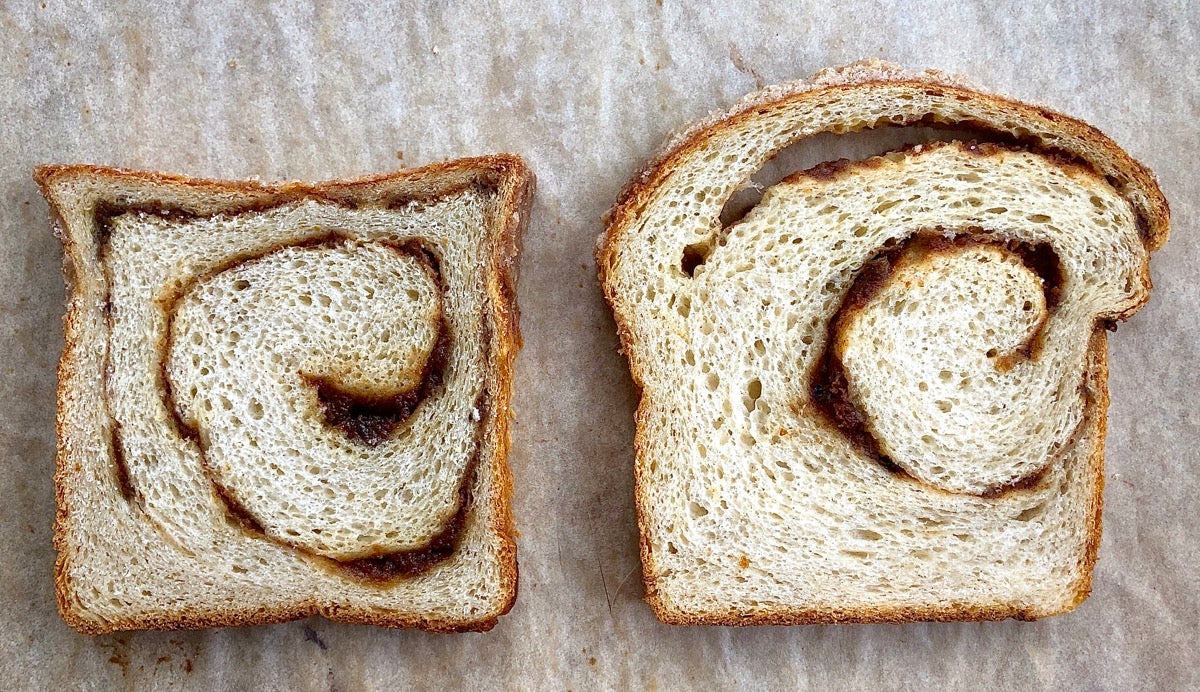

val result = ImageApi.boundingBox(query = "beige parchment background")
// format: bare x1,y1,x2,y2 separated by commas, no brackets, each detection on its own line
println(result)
0,2,1196,690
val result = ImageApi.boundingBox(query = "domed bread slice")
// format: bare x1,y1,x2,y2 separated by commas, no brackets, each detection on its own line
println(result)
38,155,533,633
597,61,1169,625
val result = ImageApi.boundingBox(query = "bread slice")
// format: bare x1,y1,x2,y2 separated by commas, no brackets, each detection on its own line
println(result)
597,60,1169,625
37,155,534,633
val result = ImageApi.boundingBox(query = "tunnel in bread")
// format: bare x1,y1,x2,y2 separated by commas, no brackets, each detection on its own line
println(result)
629,141,1147,504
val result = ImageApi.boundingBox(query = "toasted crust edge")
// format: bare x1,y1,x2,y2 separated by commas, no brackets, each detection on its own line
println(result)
596,61,1165,626
38,155,535,634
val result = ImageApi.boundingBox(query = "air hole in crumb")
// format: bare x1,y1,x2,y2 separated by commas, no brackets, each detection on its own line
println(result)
1016,503,1047,521
681,242,712,277
676,295,692,318
233,279,250,290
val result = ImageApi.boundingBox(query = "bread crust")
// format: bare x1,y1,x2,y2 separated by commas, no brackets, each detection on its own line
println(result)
38,155,534,634
597,61,1167,626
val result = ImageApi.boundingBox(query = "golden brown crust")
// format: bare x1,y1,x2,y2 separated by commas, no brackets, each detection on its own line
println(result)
597,62,1167,626
1074,330,1110,610
38,155,534,634
649,601,1050,626
477,154,536,626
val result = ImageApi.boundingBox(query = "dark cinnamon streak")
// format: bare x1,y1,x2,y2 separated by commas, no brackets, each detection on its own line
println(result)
809,230,1064,498
97,198,483,581
908,117,1102,178
209,473,268,534
802,157,876,180
303,315,451,447
338,474,472,579
979,465,1050,499
338,396,486,581
109,424,137,502
809,254,892,460
91,181,484,246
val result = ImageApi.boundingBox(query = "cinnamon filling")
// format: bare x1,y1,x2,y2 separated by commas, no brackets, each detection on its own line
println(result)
302,313,451,448
808,230,1064,497
98,200,482,582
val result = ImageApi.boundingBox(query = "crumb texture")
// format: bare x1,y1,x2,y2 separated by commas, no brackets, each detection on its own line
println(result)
167,240,473,559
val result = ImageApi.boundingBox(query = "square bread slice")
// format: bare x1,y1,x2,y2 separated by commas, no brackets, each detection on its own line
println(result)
598,61,1169,625
37,155,534,633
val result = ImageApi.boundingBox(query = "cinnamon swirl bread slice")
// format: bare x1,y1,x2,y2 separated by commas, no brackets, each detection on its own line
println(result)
38,155,533,633
598,61,1169,625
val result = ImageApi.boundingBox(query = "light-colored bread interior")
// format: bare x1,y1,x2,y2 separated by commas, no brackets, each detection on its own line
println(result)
165,235,468,560
42,157,531,633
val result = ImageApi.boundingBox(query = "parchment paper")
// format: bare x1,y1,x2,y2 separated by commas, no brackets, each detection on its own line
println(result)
1,2,1196,689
